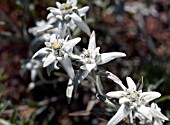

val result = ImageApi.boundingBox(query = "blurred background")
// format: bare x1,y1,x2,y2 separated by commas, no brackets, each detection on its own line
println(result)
0,0,170,124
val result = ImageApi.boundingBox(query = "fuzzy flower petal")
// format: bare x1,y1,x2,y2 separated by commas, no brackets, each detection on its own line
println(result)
88,31,96,51
119,97,131,104
137,105,152,122
140,92,161,104
126,77,137,91
106,91,127,99
63,37,81,54
43,53,57,67
107,104,131,125
32,47,51,59
147,107,169,121
69,12,91,36
59,57,75,80
97,52,126,65
78,6,89,17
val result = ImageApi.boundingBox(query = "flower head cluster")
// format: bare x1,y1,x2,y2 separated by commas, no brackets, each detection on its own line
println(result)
68,31,126,99
32,34,81,79
106,76,168,125
75,31,126,73
47,0,90,36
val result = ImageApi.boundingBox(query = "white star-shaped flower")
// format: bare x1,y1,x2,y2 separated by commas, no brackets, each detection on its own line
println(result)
32,34,81,79
78,31,126,72
47,0,90,36
106,77,162,125
67,31,126,101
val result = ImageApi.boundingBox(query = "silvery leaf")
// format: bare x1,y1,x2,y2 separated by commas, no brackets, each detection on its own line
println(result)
73,69,89,94
63,37,81,54
147,107,169,121
32,47,51,59
47,13,54,20
66,79,74,103
106,71,126,90
59,57,75,79
140,92,161,104
47,7,61,15
119,97,131,104
78,6,89,17
80,63,96,72
50,34,57,43
107,104,130,125
106,91,127,99
137,105,152,122
56,2,61,9
58,22,67,38
88,31,96,51
126,77,137,91
70,12,91,36
43,53,56,67
97,52,126,65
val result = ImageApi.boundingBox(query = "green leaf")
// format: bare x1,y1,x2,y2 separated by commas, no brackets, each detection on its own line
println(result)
155,96,170,103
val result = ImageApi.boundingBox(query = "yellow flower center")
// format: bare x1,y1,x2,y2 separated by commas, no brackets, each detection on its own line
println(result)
129,91,139,101
52,43,60,49
64,3,72,9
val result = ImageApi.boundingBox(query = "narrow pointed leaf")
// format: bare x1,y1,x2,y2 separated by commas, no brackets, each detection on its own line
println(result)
70,12,91,36
98,52,126,65
88,31,96,51
58,22,67,38
78,6,89,17
32,47,51,59
147,107,169,121
106,71,126,90
140,92,161,104
137,105,152,122
47,7,61,15
63,37,81,53
119,97,131,104
73,69,89,94
83,63,96,72
126,77,137,91
47,13,54,20
106,91,126,99
107,104,130,125
43,53,56,67
56,2,61,8
59,57,75,79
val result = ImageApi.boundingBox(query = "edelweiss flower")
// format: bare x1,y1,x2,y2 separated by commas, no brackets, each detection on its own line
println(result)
28,19,57,36
134,102,169,125
67,31,126,100
47,0,90,36
32,34,81,79
106,77,162,125
22,59,42,83
77,31,126,74
28,18,61,48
